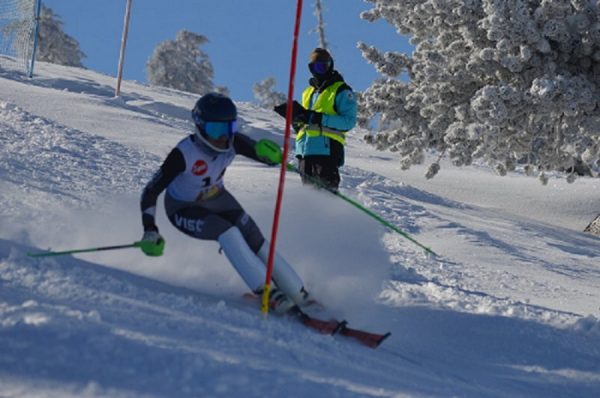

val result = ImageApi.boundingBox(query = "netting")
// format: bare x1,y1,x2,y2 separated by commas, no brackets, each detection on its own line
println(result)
0,0,37,74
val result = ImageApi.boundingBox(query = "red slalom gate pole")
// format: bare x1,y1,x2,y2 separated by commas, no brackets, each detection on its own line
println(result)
261,0,304,315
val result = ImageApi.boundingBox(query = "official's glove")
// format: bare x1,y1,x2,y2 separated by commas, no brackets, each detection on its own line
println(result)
308,110,322,126
255,138,282,165
273,101,321,126
138,230,165,257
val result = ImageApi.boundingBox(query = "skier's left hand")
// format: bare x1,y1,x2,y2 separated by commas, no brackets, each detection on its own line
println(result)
255,138,282,165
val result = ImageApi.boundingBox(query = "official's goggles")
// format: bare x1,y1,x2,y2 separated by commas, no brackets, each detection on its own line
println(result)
309,61,331,75
195,118,238,139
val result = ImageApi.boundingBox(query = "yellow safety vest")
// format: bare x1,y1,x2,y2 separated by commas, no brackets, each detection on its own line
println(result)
297,81,348,145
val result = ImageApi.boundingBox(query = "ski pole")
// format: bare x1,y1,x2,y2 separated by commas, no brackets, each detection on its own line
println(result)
287,163,437,257
27,242,142,258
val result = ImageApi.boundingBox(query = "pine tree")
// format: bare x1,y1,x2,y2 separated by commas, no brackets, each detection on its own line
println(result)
253,77,286,109
37,5,85,67
584,213,600,235
146,30,223,95
359,0,600,183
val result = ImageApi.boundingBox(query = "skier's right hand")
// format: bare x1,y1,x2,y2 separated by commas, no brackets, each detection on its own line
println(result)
138,230,165,257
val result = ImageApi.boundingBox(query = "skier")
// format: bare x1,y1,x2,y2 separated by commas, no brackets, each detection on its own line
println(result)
274,47,357,191
138,92,310,314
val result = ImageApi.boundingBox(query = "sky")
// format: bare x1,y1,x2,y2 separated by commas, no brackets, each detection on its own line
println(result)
1,58,600,397
42,0,412,101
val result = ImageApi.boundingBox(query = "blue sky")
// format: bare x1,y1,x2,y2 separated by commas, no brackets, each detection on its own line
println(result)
43,0,412,101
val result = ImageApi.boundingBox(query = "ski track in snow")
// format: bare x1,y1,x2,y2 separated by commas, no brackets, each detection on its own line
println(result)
0,241,447,397
0,101,158,212
1,60,600,397
344,166,600,321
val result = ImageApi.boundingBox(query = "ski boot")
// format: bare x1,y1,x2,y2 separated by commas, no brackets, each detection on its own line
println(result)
269,288,296,315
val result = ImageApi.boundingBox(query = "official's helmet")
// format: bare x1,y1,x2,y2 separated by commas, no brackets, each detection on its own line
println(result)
308,47,334,78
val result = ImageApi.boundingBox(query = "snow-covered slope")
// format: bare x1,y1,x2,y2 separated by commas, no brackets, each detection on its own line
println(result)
1,58,599,397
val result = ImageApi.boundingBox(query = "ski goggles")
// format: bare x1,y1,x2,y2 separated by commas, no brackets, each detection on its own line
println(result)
309,60,331,75
195,118,238,139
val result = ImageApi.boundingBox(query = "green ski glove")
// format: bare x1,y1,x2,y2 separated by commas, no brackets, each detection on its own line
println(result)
255,138,282,165
138,230,165,257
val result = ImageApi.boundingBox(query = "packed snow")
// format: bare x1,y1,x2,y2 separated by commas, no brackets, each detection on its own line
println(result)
1,57,599,397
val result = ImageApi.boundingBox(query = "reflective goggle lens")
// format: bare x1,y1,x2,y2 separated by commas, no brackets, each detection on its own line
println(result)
309,61,330,74
196,119,238,139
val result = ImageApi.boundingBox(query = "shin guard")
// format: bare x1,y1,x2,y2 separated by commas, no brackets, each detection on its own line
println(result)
218,227,265,292
257,242,307,305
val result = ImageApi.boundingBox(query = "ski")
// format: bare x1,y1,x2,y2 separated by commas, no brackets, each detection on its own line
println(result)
338,323,391,348
290,306,390,348
292,307,347,335
243,293,390,348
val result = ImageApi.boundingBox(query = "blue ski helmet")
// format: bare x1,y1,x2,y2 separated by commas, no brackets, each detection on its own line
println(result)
192,92,238,152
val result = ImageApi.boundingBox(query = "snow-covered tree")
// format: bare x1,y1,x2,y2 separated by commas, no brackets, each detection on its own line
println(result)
253,77,286,109
585,213,600,235
146,30,226,95
313,0,328,50
359,0,600,183
37,5,85,67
